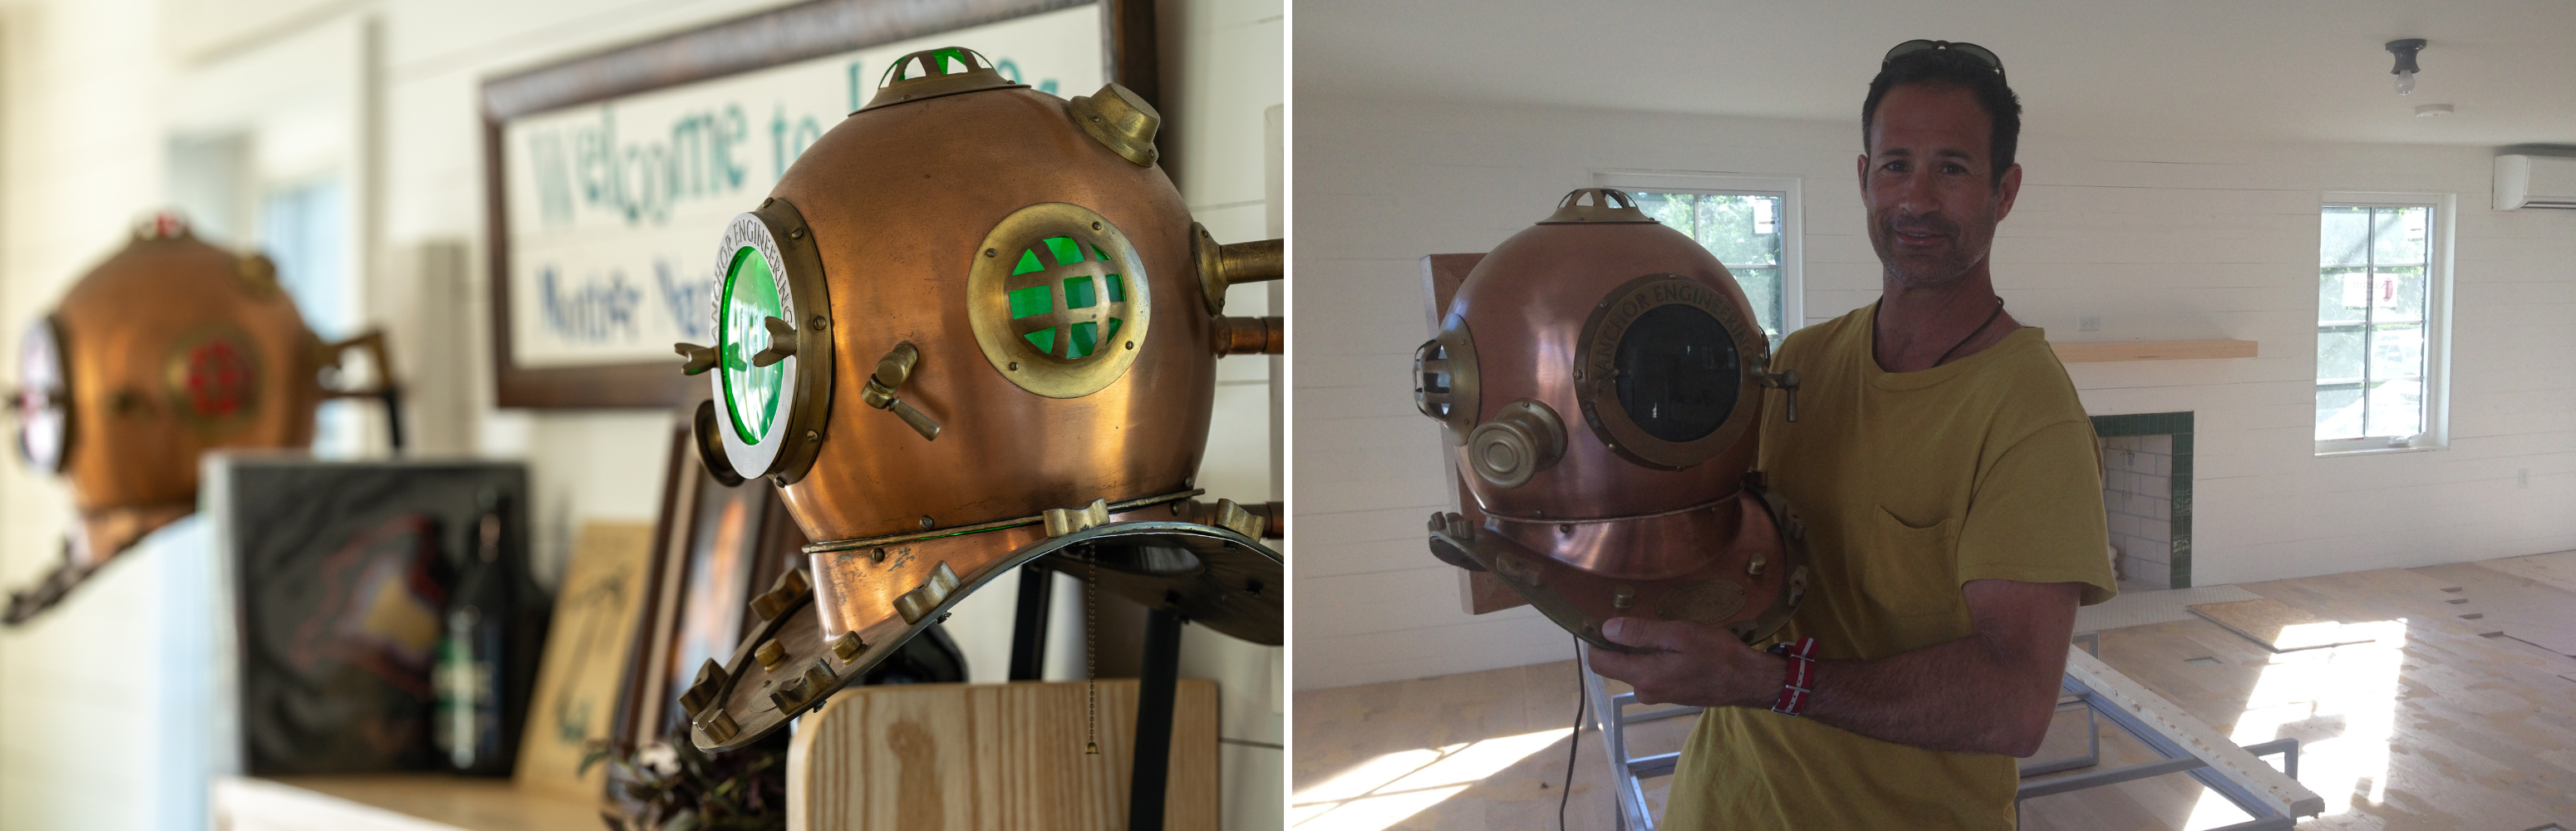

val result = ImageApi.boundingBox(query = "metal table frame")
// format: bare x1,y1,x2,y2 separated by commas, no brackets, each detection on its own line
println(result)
1577,637,2308,831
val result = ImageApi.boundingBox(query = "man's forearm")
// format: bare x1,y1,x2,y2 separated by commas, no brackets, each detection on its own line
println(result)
1792,629,2067,755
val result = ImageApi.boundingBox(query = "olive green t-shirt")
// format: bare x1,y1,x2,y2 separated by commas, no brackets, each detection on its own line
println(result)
1662,303,2118,830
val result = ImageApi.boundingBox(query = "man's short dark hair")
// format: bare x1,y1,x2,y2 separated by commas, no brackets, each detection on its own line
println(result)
1862,48,2023,186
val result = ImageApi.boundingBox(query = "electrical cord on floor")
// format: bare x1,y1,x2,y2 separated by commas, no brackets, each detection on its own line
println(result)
1561,635,1585,831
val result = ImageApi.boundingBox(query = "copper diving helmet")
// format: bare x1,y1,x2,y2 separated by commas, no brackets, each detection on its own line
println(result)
6,214,401,623
671,47,1284,751
1418,188,1807,652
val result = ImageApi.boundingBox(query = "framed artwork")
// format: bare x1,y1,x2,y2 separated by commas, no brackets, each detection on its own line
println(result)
479,0,1162,407
615,418,805,748
515,520,658,801
204,455,542,775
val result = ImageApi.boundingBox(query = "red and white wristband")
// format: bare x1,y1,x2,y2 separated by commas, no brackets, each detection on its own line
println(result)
1766,637,1820,716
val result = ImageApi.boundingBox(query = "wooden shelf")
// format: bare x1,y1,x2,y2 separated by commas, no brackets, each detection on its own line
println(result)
214,774,602,831
2054,339,2259,363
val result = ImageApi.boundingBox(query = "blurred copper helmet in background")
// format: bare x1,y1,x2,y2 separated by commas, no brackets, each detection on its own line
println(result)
7,214,401,624
674,47,1283,751
1418,189,1807,651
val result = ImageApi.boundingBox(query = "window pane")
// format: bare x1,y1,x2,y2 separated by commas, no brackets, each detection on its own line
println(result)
2371,206,2429,267
1633,192,1693,228
1694,195,1781,268
2365,376,2423,438
2316,384,2364,440
2377,266,2426,322
2317,327,2364,383
2319,268,2369,325
2370,322,2424,386
1733,267,1782,340
2321,206,2370,268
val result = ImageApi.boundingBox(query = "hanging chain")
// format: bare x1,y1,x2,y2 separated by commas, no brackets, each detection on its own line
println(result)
1084,548,1100,755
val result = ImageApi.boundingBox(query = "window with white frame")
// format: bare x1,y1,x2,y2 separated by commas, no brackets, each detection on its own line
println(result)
2316,196,2450,454
1601,175,1803,347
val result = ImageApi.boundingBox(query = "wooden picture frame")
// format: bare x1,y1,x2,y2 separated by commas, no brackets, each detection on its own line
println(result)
479,0,1163,408
612,416,809,752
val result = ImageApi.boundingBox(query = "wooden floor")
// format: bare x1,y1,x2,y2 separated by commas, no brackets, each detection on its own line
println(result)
1292,553,2576,831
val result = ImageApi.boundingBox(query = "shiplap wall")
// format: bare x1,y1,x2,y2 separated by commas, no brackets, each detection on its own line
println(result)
1292,94,2576,691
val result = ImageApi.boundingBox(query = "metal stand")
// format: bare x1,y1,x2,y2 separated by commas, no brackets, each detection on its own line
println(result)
1578,643,1700,831
2017,632,2305,830
1007,563,1052,681
1128,608,1185,831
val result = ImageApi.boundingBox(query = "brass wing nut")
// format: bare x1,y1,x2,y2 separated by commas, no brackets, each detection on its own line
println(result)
860,341,941,440
1067,82,1162,167
1044,498,1113,537
1213,499,1266,539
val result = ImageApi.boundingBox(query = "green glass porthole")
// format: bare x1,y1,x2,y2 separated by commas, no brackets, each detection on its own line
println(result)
720,245,786,443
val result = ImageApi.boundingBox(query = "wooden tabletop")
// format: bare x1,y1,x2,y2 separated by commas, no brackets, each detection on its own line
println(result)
214,774,603,831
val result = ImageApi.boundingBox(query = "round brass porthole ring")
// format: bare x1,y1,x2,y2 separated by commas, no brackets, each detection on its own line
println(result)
967,202,1151,399
1574,273,1770,470
710,198,835,484
162,323,262,434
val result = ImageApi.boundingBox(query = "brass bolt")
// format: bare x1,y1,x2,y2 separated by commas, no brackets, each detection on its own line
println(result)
789,228,806,239
871,547,887,563
1092,222,1103,230
755,639,787,671
1611,585,1636,610
986,248,998,257
918,515,935,529
806,430,819,441
832,631,865,662
1747,555,1767,577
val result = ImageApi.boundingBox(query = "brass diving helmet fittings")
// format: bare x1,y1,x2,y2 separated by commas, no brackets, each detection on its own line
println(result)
671,47,1283,751
1417,189,1807,652
4,214,403,624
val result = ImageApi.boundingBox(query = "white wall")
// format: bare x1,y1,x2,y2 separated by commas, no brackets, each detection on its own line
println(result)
0,0,1281,828
1291,93,2576,691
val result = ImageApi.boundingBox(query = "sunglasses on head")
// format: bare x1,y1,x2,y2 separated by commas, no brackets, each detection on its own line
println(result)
1882,40,2005,82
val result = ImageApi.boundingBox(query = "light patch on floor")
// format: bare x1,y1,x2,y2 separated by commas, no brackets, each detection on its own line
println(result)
2185,618,2407,823
1290,728,1569,830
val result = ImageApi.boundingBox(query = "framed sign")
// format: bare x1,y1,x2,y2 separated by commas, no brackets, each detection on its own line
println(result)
482,0,1162,407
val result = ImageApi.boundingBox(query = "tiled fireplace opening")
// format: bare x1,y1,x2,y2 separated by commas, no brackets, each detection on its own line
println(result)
2092,412,2193,589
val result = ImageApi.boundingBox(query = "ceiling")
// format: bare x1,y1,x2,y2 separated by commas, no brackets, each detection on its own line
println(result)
1294,0,2576,147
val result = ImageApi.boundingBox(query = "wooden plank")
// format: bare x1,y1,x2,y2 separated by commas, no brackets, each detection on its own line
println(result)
2061,647,2326,819
214,775,604,831
787,679,1218,830
2052,340,2258,363
2187,597,2379,652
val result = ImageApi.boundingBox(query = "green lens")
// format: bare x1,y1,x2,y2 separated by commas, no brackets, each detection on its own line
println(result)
720,246,786,444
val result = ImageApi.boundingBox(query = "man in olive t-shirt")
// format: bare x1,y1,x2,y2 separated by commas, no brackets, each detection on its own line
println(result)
1587,42,2117,829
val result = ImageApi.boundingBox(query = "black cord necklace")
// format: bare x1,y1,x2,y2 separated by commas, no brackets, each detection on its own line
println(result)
1878,297,2008,369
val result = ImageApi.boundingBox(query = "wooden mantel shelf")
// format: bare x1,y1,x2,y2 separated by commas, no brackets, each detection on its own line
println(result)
2053,339,2258,363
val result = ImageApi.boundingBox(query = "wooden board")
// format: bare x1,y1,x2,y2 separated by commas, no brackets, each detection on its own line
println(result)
2060,647,2325,819
514,521,658,802
2186,597,2380,652
214,774,604,831
788,679,1219,830
2052,339,2258,363
2413,562,2576,656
